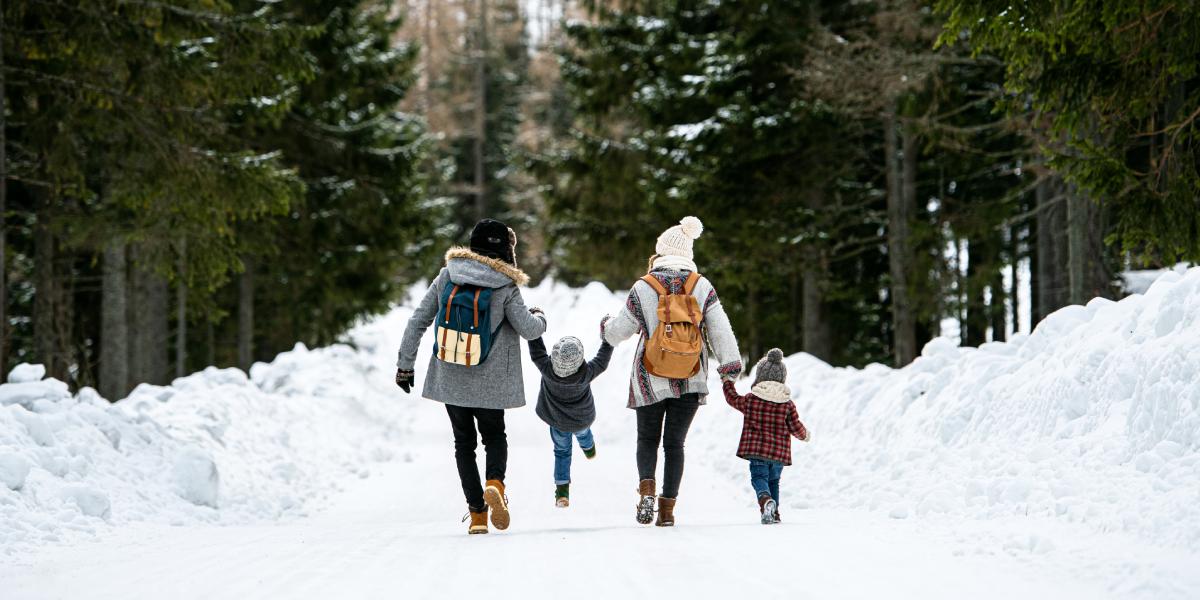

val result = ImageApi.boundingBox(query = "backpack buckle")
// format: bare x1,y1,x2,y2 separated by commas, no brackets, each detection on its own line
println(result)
665,324,673,334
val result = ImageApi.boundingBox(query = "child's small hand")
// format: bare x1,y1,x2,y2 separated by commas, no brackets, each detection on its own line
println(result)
600,314,612,336
529,306,545,318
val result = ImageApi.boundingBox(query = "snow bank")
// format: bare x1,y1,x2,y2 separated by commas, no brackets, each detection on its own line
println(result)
0,330,405,556
1122,262,1192,295
483,271,1200,551
4,265,1199,558
701,266,1200,548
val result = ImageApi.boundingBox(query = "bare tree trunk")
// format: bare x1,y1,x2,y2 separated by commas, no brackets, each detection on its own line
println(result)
990,267,1006,342
1066,185,1087,305
423,0,433,113
1085,198,1113,301
100,242,128,399
801,259,832,362
473,0,489,219
964,237,988,347
206,318,215,369
127,248,170,386
746,281,760,368
145,274,169,384
127,245,145,385
238,259,255,371
1030,184,1042,325
789,267,801,351
885,111,917,366
33,197,60,377
175,240,187,379
0,10,7,377
1009,224,1020,334
800,189,832,362
1035,176,1069,321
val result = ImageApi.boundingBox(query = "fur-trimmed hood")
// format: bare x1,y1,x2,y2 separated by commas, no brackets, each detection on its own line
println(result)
445,247,530,287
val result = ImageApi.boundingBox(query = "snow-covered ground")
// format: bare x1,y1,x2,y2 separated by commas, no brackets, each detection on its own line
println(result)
3,270,1200,599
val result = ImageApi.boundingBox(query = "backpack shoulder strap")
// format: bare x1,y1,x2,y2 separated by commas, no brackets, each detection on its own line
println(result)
443,284,460,324
640,274,668,296
682,272,701,295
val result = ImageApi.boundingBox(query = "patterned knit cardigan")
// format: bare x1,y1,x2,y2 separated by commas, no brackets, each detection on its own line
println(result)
603,268,743,409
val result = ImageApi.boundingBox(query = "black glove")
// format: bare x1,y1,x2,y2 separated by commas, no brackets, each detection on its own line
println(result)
396,369,415,393
600,314,612,337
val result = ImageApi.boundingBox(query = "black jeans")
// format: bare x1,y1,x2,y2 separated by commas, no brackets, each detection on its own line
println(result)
635,394,701,499
446,404,507,512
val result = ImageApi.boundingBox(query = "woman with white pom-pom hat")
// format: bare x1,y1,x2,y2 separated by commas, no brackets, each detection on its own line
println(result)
602,215,743,527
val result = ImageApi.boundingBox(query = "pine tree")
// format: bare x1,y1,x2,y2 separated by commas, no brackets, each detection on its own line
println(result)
935,1,1200,265
4,0,309,390
219,0,433,366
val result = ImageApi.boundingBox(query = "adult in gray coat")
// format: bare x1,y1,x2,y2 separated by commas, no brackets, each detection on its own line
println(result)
395,219,547,534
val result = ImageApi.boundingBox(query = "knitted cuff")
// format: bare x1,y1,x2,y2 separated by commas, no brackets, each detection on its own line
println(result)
717,361,743,378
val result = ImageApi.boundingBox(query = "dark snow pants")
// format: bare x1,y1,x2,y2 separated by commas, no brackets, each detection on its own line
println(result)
635,394,701,499
446,404,506,512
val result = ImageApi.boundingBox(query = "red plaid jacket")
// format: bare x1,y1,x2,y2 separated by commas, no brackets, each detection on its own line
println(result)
723,380,808,465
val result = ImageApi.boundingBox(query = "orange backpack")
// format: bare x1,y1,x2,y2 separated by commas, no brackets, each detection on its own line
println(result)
640,272,705,379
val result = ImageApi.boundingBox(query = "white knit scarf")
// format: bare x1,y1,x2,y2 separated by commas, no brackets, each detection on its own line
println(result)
651,255,699,273
751,381,792,403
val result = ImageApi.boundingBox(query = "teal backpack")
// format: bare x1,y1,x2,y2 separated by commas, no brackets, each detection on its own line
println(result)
432,282,495,366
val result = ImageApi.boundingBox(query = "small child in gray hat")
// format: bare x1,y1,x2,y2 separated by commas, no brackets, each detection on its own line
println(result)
527,316,614,507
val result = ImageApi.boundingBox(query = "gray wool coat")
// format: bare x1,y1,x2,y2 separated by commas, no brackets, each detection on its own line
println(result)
396,247,547,410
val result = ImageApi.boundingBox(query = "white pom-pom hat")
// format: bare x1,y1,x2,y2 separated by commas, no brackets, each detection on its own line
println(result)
655,216,704,260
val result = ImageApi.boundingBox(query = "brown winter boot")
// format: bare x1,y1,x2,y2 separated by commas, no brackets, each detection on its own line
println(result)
636,479,656,525
757,493,777,525
483,479,510,530
466,510,488,535
656,497,676,527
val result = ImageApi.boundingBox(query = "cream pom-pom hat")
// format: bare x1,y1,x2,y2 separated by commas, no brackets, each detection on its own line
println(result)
655,216,704,260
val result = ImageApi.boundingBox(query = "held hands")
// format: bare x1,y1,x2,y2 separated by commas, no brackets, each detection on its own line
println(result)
600,314,612,337
528,306,545,319
718,362,743,382
395,369,415,393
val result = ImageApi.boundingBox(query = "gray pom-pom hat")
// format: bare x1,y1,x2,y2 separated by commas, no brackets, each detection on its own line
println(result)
551,336,585,378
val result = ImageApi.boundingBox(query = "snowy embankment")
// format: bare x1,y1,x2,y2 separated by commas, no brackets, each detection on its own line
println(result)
0,310,408,555
754,266,1200,548
2,268,1199,561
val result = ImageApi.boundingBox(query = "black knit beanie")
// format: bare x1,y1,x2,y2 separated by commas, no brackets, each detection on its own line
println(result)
470,219,517,265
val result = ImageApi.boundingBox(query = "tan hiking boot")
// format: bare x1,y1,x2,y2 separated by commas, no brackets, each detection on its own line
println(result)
656,497,676,527
466,510,488,534
636,479,656,524
483,479,510,530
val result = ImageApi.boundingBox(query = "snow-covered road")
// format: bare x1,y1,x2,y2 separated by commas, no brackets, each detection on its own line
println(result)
5,274,1200,599
0,395,1139,600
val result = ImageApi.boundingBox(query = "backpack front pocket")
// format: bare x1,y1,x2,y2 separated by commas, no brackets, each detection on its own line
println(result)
437,326,483,366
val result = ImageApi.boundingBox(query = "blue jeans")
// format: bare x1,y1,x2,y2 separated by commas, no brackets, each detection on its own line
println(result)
550,426,595,485
749,458,784,503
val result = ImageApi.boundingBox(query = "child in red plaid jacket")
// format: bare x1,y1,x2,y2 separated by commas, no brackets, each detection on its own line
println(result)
722,348,809,524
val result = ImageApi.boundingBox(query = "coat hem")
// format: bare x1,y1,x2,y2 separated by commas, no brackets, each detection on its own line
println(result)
423,395,527,410
739,452,791,466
